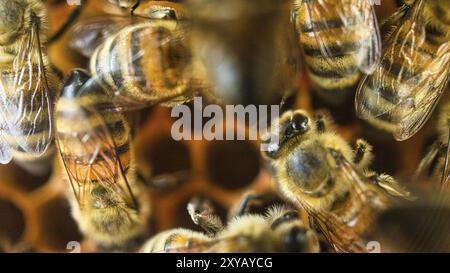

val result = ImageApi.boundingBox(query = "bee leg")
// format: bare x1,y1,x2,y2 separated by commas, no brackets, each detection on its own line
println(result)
367,172,412,199
235,193,263,217
130,0,142,15
187,197,224,236
314,111,333,133
353,139,373,169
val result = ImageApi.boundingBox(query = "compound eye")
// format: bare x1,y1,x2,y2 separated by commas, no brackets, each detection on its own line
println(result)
284,113,309,139
291,113,309,133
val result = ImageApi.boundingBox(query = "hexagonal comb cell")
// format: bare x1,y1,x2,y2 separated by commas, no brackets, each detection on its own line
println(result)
138,135,192,192
0,0,435,253
206,140,261,191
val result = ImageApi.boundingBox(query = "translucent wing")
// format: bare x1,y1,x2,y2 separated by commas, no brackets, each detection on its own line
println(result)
302,0,381,74
298,148,410,252
327,148,412,202
0,132,12,164
298,197,368,253
56,103,136,209
356,0,450,141
87,19,194,111
0,18,54,155
69,16,136,58
395,42,450,140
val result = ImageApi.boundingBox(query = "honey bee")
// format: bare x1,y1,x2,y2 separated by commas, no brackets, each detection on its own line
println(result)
265,206,320,253
86,18,204,110
55,69,151,249
262,109,411,252
292,0,381,106
141,195,320,253
186,195,320,253
186,0,298,106
0,0,62,174
416,101,450,189
356,0,450,141
140,215,277,253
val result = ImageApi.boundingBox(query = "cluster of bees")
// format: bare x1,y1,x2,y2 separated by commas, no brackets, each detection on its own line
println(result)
0,0,449,253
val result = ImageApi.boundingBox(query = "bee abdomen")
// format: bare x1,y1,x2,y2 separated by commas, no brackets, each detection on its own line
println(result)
90,21,191,106
298,11,372,103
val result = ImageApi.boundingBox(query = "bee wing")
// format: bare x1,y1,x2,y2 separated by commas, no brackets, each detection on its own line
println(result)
0,18,54,155
56,104,136,209
394,42,450,140
0,132,12,164
69,16,137,58
298,197,368,253
327,148,412,201
356,0,450,140
302,0,381,74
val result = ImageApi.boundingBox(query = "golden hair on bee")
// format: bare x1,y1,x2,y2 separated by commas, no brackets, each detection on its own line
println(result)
262,109,411,252
55,69,151,249
264,205,321,253
215,215,278,253
140,228,211,253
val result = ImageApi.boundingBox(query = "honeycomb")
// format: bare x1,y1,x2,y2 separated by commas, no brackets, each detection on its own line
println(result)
0,0,443,253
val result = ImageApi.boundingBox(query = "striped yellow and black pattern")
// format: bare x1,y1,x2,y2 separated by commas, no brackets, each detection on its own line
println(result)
356,0,450,141
0,0,61,173
55,69,151,248
294,0,380,106
90,19,193,109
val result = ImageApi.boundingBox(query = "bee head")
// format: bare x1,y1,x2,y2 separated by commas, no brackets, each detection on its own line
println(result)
262,110,312,160
266,207,312,253
0,0,24,35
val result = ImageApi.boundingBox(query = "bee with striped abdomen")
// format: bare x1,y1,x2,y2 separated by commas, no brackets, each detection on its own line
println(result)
0,0,62,175
69,1,187,58
87,18,205,110
262,109,411,252
356,0,450,141
55,69,151,249
292,0,381,106
140,195,320,253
